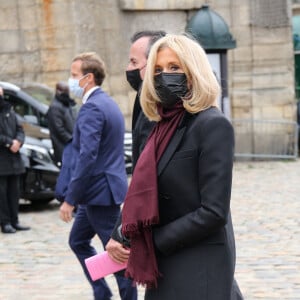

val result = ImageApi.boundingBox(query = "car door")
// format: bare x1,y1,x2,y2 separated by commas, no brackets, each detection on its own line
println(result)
3,90,50,139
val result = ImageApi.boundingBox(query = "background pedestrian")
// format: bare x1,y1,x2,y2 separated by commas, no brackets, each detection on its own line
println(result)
47,81,77,166
0,87,30,233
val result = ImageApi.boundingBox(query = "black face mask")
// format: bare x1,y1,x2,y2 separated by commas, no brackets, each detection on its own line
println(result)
154,73,188,108
56,92,73,106
126,68,143,91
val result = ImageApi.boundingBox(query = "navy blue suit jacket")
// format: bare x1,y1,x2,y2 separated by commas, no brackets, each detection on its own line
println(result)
63,88,127,206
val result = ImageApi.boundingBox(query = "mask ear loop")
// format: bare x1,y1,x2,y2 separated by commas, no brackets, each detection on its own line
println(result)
140,64,147,71
79,73,90,90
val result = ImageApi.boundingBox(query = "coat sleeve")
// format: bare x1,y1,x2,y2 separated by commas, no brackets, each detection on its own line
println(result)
153,116,235,255
0,134,13,147
15,114,25,145
65,103,104,205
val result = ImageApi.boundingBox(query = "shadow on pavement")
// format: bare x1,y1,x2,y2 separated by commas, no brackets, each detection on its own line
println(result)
19,198,61,213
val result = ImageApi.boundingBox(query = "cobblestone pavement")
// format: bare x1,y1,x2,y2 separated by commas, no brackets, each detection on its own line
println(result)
0,160,300,300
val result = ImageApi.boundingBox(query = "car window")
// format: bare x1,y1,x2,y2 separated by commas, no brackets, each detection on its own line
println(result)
4,93,35,117
22,86,53,106
3,92,50,127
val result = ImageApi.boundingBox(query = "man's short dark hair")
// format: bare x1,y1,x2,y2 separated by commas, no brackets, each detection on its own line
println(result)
73,52,106,86
130,30,167,57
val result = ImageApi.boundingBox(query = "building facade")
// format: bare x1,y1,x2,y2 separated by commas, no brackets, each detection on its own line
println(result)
0,0,297,156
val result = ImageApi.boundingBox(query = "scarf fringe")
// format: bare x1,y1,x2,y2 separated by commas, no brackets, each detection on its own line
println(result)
123,216,160,236
125,268,162,289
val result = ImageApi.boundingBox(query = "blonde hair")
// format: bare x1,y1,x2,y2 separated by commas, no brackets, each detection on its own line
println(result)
140,34,221,121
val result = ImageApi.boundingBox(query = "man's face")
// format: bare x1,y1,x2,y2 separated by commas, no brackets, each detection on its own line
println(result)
70,59,90,89
70,60,83,80
126,36,149,80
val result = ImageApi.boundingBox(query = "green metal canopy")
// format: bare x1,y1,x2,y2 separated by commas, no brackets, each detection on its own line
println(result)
186,4,236,50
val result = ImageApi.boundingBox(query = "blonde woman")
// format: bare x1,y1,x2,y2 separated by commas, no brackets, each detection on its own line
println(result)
110,34,241,300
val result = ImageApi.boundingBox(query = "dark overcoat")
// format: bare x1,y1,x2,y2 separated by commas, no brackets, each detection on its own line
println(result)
146,107,236,300
47,95,76,164
0,103,25,176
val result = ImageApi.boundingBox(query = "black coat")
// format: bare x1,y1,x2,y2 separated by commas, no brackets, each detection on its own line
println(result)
131,93,155,169
0,103,25,175
47,95,76,164
146,107,236,300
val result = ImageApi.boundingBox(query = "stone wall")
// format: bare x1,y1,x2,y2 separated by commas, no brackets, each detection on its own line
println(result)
0,0,296,136
229,0,295,122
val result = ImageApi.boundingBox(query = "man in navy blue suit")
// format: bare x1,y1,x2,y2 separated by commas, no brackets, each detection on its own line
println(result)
59,52,137,300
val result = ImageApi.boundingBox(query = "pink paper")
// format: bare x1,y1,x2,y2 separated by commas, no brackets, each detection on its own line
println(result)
85,251,127,281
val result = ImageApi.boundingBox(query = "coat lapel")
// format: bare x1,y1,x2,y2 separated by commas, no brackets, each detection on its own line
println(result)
157,126,186,176
157,110,195,177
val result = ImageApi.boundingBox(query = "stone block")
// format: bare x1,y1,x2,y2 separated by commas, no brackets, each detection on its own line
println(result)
232,107,252,119
42,71,69,88
252,87,294,106
252,27,292,44
101,81,111,96
252,72,294,90
0,31,19,52
18,3,38,30
38,26,75,50
120,11,186,37
230,4,250,27
102,29,127,71
40,48,74,72
261,106,285,119
114,94,131,116
109,74,129,95
38,1,75,27
252,107,263,119
252,64,294,75
21,51,42,74
252,43,294,61
231,27,251,46
232,72,252,89
22,29,40,51
0,3,18,30
232,46,252,62
283,104,297,120
231,90,252,107
0,53,22,75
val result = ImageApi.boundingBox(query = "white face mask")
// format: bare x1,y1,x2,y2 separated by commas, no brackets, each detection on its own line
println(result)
68,74,88,98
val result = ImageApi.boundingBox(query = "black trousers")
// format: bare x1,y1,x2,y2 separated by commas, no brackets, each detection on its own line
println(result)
0,175,21,225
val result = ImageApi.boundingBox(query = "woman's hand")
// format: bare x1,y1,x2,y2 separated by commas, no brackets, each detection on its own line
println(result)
106,238,130,264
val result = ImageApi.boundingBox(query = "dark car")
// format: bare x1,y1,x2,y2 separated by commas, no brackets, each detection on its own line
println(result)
20,136,60,203
0,81,50,139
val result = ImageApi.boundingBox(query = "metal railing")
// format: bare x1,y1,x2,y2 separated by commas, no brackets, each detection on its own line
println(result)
232,119,298,160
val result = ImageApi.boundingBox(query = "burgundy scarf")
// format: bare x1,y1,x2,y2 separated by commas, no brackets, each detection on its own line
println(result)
122,102,185,288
